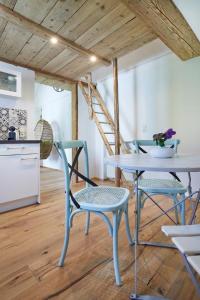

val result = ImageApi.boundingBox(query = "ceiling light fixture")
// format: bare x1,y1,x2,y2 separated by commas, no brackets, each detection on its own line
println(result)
50,37,58,44
90,55,97,62
53,87,64,92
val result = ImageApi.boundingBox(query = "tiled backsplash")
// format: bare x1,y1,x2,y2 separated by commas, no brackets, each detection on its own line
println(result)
0,107,27,140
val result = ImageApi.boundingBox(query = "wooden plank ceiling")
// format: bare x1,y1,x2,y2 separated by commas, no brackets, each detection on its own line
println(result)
0,0,199,88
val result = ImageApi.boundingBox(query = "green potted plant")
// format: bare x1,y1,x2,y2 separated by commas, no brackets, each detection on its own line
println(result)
150,128,176,158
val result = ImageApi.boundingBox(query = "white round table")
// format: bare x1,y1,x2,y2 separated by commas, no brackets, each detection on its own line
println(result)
105,153,200,173
105,154,200,300
106,153,200,243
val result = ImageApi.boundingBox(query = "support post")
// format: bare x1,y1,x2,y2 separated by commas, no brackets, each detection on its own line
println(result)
113,58,121,187
86,72,93,120
72,83,78,183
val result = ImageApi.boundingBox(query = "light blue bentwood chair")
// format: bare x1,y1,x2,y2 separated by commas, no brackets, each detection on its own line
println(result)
56,140,133,285
126,139,187,229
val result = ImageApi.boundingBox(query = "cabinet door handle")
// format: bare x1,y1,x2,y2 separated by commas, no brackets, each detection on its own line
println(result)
7,146,25,150
21,157,38,161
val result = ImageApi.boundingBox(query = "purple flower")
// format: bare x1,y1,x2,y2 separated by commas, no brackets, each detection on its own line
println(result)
164,128,176,140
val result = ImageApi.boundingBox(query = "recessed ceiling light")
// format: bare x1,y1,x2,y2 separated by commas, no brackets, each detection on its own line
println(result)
90,55,97,62
50,37,58,44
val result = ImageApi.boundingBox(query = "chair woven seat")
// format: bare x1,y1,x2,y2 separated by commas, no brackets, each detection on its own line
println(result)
138,178,186,193
74,186,129,211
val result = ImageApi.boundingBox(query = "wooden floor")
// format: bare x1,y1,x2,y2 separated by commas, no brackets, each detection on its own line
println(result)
0,167,200,300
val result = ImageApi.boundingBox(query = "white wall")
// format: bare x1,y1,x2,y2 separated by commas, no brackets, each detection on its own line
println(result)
86,0,200,189
35,83,97,177
174,0,200,41
83,52,200,191
35,83,72,170
0,62,35,139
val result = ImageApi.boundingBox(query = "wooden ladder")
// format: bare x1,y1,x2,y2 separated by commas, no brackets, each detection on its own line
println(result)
78,81,130,157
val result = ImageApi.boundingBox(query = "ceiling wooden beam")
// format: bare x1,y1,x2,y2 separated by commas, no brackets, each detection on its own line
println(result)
121,0,200,60
0,56,76,90
0,3,111,66
35,71,75,90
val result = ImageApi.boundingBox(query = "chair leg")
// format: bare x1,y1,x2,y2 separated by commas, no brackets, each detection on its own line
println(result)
172,195,180,224
113,211,122,286
58,221,70,267
180,193,186,224
124,204,133,245
85,211,90,235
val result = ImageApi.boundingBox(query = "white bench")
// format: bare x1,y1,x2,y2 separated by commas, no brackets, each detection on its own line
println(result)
172,236,200,255
162,224,200,237
162,225,200,296
188,256,200,275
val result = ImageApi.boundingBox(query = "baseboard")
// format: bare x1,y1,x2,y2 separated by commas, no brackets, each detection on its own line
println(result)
0,196,39,213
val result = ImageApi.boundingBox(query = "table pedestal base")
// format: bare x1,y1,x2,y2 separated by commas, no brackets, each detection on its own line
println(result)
130,294,169,300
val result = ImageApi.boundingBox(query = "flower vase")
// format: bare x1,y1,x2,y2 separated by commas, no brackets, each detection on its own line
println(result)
149,147,175,158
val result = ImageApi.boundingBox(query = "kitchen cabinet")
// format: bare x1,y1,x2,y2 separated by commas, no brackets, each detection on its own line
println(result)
0,141,40,212
0,67,21,97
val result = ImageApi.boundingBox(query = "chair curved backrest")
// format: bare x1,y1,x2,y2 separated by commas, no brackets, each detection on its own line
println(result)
131,139,180,154
55,140,89,207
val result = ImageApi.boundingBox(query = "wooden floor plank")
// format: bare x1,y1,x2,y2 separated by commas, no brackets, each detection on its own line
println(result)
0,167,199,300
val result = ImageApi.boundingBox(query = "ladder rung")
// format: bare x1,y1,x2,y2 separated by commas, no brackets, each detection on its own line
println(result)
104,132,114,134
92,103,100,106
94,111,104,114
99,121,110,124
109,142,121,145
